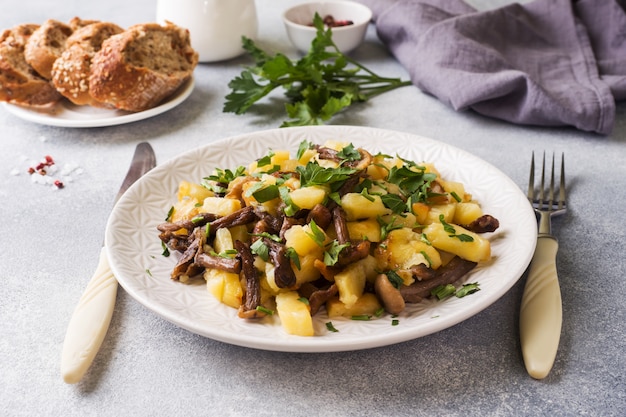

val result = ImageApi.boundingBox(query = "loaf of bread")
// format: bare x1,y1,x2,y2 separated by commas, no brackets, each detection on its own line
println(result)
89,22,198,112
0,24,61,106
51,21,123,106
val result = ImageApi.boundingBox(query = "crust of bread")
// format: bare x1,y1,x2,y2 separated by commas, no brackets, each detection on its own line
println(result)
24,19,73,80
51,21,122,106
89,22,198,112
68,17,100,31
0,24,61,106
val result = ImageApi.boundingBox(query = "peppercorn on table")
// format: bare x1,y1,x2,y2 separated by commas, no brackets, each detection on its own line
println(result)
1,1,625,416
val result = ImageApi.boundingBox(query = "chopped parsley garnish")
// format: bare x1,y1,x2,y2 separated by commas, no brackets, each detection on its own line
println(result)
305,219,326,247
257,150,275,167
380,193,407,214
204,166,246,184
296,162,356,188
387,159,437,204
377,215,403,241
455,282,481,298
248,183,280,203
337,144,361,162
384,270,404,289
323,240,350,266
439,214,474,242
161,241,170,257
250,239,270,261
297,140,314,160
285,247,301,269
256,306,274,315
279,186,300,216
326,322,339,332
165,206,174,221
431,282,481,300
431,284,457,300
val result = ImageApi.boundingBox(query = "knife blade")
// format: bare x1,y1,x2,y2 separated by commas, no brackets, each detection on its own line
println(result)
61,142,156,384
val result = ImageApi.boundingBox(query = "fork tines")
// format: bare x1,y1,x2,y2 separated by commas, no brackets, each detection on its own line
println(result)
528,152,566,212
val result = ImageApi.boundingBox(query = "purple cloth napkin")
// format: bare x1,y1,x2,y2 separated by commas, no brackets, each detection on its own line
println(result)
357,0,626,134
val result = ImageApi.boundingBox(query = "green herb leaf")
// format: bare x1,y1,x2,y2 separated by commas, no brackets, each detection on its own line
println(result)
455,282,480,298
257,150,275,167
377,215,403,241
384,270,404,289
439,214,474,242
279,186,300,216
161,241,170,257
296,162,356,188
297,140,314,160
205,166,246,184
323,240,350,266
285,247,301,270
250,239,270,261
431,284,456,300
337,144,361,162
165,206,174,222
306,219,326,247
380,193,406,214
326,321,339,332
251,184,280,203
256,305,274,315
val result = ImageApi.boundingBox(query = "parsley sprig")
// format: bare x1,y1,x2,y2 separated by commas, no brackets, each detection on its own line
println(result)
224,14,412,127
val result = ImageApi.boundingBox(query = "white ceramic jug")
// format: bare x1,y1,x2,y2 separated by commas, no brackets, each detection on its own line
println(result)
156,0,258,62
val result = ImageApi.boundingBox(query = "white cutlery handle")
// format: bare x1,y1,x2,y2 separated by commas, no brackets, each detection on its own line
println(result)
519,236,562,379
61,247,118,384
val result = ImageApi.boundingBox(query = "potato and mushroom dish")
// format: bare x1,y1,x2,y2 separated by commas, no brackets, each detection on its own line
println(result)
157,140,499,336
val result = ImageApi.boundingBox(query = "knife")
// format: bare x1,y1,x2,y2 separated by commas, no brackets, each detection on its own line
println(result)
61,142,156,384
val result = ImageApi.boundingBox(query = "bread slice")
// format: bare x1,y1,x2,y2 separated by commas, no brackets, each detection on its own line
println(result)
89,22,198,112
51,21,123,106
0,24,61,106
24,19,73,80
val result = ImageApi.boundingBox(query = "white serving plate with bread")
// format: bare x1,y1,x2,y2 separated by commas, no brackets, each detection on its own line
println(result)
1,18,198,127
3,76,193,128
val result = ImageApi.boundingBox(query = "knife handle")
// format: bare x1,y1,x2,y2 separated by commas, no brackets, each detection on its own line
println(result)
61,247,117,384
519,236,562,379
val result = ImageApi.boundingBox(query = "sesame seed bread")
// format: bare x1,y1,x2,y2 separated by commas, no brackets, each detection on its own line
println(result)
51,22,123,107
0,24,62,106
24,19,73,80
89,22,198,112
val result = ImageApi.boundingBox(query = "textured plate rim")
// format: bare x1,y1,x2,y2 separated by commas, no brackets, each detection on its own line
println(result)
2,76,194,128
105,126,536,352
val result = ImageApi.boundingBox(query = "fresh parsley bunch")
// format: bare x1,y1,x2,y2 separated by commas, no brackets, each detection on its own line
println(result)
223,14,412,127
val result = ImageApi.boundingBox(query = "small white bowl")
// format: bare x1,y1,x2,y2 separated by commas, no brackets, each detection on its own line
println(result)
282,1,373,54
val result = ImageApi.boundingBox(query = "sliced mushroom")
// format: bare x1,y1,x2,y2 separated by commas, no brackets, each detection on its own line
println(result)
465,214,500,233
399,256,477,303
374,273,405,315
235,240,265,319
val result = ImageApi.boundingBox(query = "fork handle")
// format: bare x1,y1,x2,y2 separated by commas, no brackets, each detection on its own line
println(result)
519,236,562,379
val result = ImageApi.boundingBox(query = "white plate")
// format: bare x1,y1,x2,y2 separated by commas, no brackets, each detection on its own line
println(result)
2,77,194,128
105,126,537,352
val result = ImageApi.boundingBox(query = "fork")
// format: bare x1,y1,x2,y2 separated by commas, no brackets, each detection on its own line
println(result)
519,152,566,379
